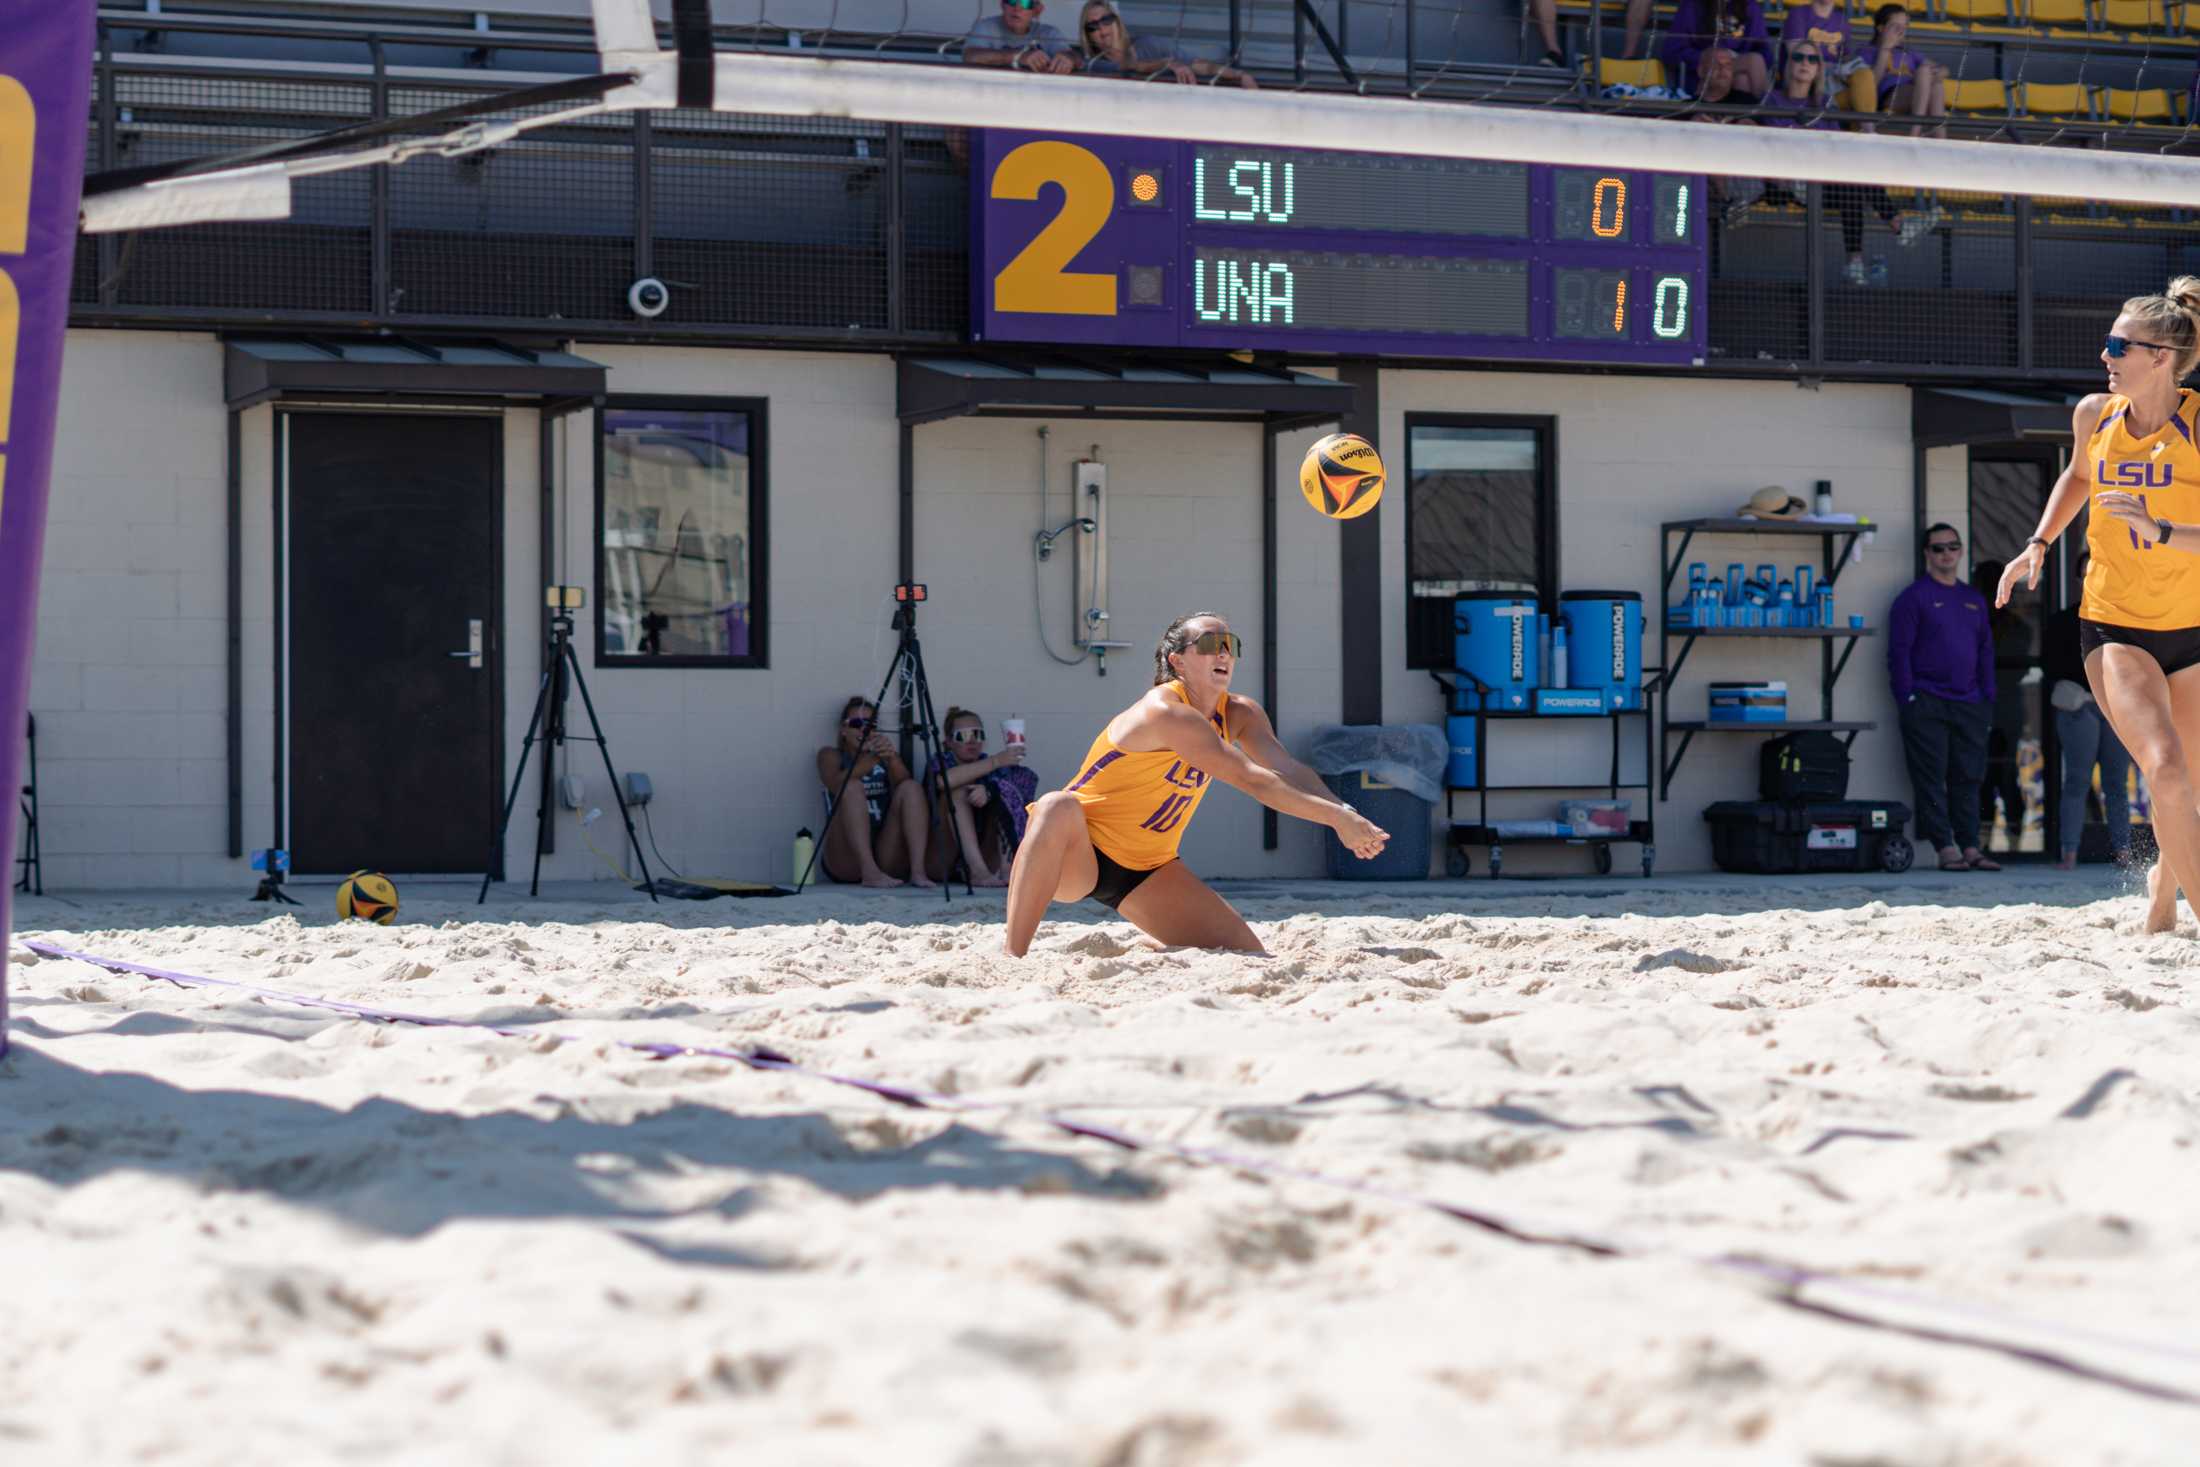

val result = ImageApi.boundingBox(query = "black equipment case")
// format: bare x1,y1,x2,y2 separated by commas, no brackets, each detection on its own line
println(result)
1757,732,1852,802
1705,800,1914,874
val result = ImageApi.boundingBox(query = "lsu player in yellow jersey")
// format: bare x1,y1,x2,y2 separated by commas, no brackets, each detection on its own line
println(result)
1999,276,2200,933
1003,612,1390,956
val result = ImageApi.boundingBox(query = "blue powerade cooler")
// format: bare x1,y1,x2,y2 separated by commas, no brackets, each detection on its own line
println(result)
1560,590,1645,710
1452,595,1539,710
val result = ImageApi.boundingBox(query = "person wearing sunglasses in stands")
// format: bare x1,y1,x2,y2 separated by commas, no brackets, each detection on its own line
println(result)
963,0,1079,73
1003,613,1390,956
922,707,1036,888
1076,2,1258,86
816,696,934,888
1999,277,2200,933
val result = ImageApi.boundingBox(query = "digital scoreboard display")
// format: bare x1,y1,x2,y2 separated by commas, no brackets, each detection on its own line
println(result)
974,132,1706,364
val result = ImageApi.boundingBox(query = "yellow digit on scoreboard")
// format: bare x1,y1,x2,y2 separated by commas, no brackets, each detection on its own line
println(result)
990,140,1117,317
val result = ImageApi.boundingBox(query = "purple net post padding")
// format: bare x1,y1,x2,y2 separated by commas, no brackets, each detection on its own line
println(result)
0,4,99,1060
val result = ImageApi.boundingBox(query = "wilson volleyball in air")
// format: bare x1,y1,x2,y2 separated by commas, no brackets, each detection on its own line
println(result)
1300,433,1385,520
336,870,400,924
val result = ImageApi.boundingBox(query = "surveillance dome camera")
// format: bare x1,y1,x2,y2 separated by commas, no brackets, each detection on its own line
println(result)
627,277,670,319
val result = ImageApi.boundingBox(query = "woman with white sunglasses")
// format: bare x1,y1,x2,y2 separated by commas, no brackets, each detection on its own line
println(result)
1999,277,2200,932
1003,612,1389,955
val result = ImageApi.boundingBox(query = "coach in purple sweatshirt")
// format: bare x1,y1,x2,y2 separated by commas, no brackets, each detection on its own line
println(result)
1888,521,1999,871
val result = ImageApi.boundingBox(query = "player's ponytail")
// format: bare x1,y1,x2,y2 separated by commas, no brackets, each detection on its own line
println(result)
2121,277,2200,380
2167,276,2200,378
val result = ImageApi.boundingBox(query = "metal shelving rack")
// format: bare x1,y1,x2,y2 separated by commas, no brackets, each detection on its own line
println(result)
1430,671,1655,879
1658,518,1876,801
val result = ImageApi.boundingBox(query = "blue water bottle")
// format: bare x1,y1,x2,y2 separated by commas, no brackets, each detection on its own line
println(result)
1774,578,1796,629
1816,584,1835,627
1794,564,1815,620
1725,563,1745,609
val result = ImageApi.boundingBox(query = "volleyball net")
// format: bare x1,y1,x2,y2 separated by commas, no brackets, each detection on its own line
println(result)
6,0,2200,1045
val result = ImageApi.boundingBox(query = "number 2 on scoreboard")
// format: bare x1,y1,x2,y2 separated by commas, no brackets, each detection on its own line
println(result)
991,140,1118,317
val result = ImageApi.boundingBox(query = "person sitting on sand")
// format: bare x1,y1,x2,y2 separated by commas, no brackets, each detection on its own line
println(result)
816,695,935,888
923,706,1035,887
1003,612,1388,956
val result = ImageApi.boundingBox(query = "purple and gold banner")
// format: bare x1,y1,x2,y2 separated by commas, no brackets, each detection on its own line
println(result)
0,4,97,1058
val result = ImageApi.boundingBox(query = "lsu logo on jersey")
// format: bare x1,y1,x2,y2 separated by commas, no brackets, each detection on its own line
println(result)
2098,460,2173,488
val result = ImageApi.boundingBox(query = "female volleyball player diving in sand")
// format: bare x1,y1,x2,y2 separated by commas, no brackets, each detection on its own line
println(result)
1003,613,1390,956
1998,277,2200,933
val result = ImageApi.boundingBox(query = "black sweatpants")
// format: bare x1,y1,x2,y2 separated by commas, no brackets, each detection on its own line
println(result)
1898,693,1991,851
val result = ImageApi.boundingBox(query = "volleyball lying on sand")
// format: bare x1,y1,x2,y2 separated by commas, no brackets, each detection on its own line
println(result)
336,870,400,924
1299,432,1385,521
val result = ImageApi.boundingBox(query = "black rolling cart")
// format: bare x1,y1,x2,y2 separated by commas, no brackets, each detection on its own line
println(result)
1431,670,1657,879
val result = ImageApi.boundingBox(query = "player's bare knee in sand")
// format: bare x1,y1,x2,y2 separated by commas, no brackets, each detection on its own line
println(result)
1004,793,1096,956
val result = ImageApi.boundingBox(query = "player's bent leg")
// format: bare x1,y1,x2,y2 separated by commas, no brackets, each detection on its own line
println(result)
1116,861,1264,954
1003,792,1099,957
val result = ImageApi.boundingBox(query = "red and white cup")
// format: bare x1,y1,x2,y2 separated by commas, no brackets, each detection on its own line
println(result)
1002,717,1026,749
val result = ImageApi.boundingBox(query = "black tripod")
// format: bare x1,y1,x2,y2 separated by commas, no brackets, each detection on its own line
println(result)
801,586,967,901
478,604,657,904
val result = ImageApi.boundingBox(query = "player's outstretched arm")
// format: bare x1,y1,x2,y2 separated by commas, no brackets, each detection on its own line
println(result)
1148,704,1389,855
1229,698,1333,802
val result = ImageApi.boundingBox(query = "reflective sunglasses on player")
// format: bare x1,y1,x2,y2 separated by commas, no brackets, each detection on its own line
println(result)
1926,540,1962,553
1187,631,1243,657
2104,334,2173,358
950,726,987,744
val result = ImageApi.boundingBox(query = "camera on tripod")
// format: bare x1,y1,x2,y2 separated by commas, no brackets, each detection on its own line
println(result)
546,585,586,615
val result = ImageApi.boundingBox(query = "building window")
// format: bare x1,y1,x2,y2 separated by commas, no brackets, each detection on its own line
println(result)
1404,415,1557,671
596,398,767,667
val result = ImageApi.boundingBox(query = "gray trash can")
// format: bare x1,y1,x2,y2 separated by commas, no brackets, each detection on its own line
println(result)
1309,724,1445,881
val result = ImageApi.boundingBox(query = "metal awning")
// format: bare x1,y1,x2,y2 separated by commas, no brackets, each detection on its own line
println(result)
897,352,1356,429
224,336,608,410
1913,386,2081,448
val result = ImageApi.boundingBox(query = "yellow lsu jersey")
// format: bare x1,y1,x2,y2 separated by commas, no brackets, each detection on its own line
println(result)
1065,681,1233,870
2083,390,2200,632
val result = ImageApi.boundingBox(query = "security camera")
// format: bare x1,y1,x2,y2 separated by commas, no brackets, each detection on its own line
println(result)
626,277,670,319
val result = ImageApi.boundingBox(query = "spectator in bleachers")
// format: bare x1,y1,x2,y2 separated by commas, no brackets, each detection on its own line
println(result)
1754,43,1923,284
1660,0,1772,103
1529,0,1655,69
1780,0,1879,118
1863,5,1949,138
963,0,1079,73
1078,2,1259,85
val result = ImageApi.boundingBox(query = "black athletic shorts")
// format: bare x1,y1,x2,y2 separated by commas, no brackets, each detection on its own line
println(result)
1088,846,1164,909
2078,618,2200,678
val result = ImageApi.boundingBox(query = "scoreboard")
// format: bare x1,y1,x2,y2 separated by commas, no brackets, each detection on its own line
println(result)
973,132,1707,365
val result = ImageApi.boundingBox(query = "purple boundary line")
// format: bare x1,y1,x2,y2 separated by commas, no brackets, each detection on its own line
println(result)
18,937,2200,1405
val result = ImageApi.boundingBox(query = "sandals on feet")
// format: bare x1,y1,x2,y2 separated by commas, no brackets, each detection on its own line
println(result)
1937,846,1971,871
1964,849,2003,871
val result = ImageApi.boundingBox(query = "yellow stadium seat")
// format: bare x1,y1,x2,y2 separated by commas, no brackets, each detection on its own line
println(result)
2024,0,2089,24
2094,0,2168,28
1945,77,2011,112
2016,81,2093,117
1941,0,2013,17
1593,56,1668,87
2098,85,2175,121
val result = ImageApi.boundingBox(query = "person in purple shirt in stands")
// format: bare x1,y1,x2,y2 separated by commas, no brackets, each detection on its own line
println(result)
1750,44,1931,285
1661,0,1772,104
1863,4,1949,138
1889,522,2000,871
